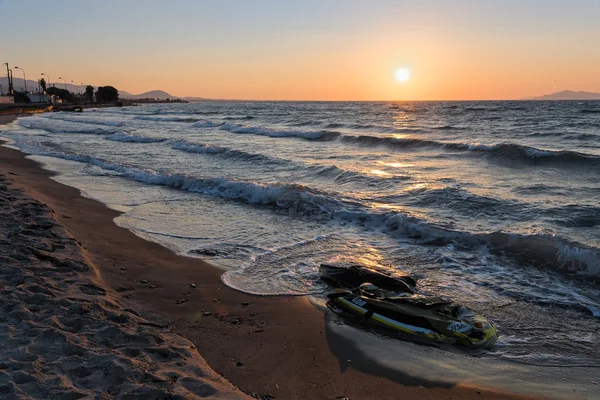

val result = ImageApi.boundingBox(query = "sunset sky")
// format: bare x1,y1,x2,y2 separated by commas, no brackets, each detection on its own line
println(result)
1,0,599,100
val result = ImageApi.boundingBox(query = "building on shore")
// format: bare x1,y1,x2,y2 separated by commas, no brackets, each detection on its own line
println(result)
28,93,50,103
0,95,14,104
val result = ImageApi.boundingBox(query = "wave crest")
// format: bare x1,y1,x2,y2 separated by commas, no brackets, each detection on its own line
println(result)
133,115,201,123
171,140,282,164
220,122,340,141
341,135,600,164
106,132,166,143
11,142,600,280
192,120,225,128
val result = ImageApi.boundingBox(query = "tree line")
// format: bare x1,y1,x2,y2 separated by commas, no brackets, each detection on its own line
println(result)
38,78,119,103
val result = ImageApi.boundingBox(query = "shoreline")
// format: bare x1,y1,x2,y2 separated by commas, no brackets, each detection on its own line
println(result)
0,115,539,399
0,154,246,398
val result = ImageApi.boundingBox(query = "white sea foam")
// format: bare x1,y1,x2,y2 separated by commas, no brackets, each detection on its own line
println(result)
133,115,200,123
192,120,224,128
43,114,124,127
17,118,119,135
10,139,600,281
106,132,166,143
171,140,278,163
220,122,339,140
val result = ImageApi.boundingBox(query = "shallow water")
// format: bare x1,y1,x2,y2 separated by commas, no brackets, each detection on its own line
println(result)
2,100,599,374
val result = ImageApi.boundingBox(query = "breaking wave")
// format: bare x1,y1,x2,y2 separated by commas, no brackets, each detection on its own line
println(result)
17,119,119,135
171,140,284,164
220,122,340,141
192,120,225,128
222,115,255,121
133,115,201,123
106,132,166,143
43,115,123,127
454,142,600,163
172,140,408,185
341,135,600,164
12,142,600,280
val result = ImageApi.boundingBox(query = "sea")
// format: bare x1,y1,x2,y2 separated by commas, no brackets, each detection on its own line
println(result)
2,100,599,375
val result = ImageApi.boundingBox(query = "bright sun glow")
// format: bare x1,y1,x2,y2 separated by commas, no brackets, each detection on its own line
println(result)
395,68,410,82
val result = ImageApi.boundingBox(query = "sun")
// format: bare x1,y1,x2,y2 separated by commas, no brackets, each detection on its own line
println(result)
395,68,410,82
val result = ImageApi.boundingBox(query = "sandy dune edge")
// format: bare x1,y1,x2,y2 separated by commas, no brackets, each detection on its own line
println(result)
0,172,247,399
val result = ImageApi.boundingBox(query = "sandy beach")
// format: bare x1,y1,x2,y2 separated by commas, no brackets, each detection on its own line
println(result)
0,114,540,399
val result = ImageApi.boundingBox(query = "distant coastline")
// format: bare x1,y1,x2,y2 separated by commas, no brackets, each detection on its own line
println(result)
526,90,600,101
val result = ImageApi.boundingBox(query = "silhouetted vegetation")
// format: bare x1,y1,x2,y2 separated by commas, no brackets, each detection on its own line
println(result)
46,87,74,102
39,78,46,92
95,86,119,103
85,85,95,103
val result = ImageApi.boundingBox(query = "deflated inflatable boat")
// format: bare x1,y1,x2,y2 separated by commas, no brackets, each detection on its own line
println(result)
320,264,498,349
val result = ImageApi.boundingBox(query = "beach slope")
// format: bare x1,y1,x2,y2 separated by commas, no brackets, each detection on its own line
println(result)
0,163,247,397
0,118,538,399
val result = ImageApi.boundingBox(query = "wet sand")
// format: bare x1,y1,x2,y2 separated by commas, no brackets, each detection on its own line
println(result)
0,115,539,399
0,115,17,125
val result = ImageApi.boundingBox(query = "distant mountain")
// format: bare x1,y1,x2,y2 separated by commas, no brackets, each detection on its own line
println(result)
119,90,177,100
0,77,81,94
118,90,134,98
530,90,600,100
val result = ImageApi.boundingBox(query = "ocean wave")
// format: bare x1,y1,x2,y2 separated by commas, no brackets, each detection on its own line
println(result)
289,121,397,133
11,142,600,280
464,106,490,112
455,142,600,163
580,109,600,114
192,120,225,128
171,140,283,164
308,164,411,185
505,106,527,111
380,216,600,278
106,132,166,143
341,134,600,164
402,186,525,218
18,118,119,135
288,120,316,127
341,134,438,149
222,115,255,121
172,140,409,185
195,111,223,115
22,151,342,213
543,205,600,228
570,133,598,140
220,122,340,141
43,115,123,127
432,125,465,130
133,115,201,123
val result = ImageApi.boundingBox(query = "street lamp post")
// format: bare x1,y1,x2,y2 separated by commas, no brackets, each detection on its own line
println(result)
3,63,13,94
58,77,67,91
41,73,51,89
14,66,27,93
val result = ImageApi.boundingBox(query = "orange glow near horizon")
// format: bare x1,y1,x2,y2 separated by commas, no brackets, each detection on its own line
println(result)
29,32,600,101
3,2,599,101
